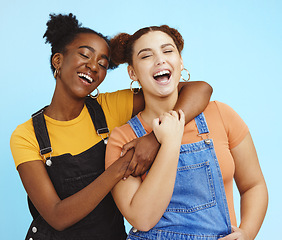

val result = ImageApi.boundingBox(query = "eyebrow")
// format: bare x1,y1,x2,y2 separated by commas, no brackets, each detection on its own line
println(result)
137,43,176,56
161,43,175,49
79,45,109,61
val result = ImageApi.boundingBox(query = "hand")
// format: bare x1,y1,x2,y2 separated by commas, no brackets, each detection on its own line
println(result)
152,110,185,146
219,226,250,240
121,132,160,178
117,148,135,179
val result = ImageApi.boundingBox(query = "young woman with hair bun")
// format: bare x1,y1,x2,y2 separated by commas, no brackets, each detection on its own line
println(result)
105,26,268,240
10,14,212,239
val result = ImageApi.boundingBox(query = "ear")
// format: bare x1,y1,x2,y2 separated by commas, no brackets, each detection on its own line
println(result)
180,56,184,71
127,65,138,81
52,53,63,70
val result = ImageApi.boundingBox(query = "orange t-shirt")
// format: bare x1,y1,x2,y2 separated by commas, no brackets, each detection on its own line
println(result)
105,101,249,226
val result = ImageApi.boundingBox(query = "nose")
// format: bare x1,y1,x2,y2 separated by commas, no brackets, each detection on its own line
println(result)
155,54,166,66
86,58,98,72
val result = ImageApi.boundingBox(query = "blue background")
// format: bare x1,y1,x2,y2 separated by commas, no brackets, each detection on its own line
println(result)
1,0,281,239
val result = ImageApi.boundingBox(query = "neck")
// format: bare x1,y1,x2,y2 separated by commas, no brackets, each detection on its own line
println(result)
44,85,86,121
141,90,178,128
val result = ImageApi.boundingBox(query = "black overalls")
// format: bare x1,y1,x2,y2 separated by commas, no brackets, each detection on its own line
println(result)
25,97,126,240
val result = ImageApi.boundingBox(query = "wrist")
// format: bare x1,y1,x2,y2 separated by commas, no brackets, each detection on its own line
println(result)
109,158,128,181
161,140,181,151
148,131,161,147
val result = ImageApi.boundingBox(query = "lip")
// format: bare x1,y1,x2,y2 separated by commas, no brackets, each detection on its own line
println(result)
77,72,95,85
153,68,171,77
152,68,172,85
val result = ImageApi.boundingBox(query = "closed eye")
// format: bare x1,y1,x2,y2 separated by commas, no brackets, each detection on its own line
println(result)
99,63,108,69
79,53,90,59
141,55,152,59
98,59,109,69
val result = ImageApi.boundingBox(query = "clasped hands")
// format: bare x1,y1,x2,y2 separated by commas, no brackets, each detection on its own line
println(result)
121,110,184,179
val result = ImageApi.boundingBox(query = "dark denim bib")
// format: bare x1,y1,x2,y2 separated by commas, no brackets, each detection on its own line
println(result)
26,97,126,240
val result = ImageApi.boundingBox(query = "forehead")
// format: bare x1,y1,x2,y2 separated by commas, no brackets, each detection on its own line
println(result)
133,31,175,52
68,33,110,55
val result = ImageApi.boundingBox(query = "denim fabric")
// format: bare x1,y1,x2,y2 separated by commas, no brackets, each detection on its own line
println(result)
127,113,231,240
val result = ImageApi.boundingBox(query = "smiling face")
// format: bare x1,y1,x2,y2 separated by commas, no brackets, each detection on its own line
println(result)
53,32,110,100
128,31,183,99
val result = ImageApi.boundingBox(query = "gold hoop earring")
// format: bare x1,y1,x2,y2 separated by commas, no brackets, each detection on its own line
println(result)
130,80,141,94
53,69,59,79
89,88,100,99
181,68,190,82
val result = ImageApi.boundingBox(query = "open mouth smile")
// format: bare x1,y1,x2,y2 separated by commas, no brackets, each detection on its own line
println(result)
78,73,94,84
153,70,171,84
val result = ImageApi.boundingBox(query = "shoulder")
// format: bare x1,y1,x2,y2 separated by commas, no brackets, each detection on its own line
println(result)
97,89,133,107
203,101,242,120
97,90,134,130
11,118,35,142
204,101,249,149
10,118,41,168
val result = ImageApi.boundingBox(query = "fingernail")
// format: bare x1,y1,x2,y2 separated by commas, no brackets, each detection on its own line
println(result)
123,177,127,180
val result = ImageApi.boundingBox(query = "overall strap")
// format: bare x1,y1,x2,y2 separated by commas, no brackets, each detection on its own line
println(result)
85,97,109,143
32,106,52,157
128,115,147,138
194,112,210,134
194,112,212,144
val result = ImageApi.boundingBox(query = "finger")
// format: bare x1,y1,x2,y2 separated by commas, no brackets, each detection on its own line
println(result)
218,228,239,240
132,163,144,177
152,117,160,128
218,234,232,240
163,112,172,117
169,110,179,118
123,156,138,179
140,165,149,176
121,139,137,157
178,109,185,122
231,225,238,232
168,110,175,115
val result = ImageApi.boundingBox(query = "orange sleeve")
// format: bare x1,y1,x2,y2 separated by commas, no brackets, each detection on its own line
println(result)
214,101,249,149
105,124,137,169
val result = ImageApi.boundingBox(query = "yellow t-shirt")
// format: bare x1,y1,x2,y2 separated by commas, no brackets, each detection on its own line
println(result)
10,90,133,168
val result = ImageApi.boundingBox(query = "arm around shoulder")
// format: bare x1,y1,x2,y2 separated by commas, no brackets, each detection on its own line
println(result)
176,81,213,123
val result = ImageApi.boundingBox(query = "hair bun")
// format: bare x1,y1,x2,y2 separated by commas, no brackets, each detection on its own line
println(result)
110,33,131,66
43,13,81,47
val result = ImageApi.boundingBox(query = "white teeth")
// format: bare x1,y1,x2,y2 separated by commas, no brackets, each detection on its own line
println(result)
154,70,170,77
78,73,93,83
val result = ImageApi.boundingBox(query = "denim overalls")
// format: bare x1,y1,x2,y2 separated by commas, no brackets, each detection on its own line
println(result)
127,113,232,240
25,97,126,240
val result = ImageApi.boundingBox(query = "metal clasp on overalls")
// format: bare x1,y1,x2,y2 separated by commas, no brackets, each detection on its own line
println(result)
198,133,211,145
40,147,53,166
97,128,109,145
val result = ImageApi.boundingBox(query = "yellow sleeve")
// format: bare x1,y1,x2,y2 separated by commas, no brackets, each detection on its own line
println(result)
10,119,42,168
97,89,134,131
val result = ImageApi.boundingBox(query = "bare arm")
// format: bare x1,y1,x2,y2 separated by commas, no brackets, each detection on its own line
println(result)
18,149,134,231
219,133,268,240
123,81,213,177
132,81,213,122
111,111,185,231
175,81,213,122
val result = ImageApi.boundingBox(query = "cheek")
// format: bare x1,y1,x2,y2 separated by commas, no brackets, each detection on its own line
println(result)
99,70,107,82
